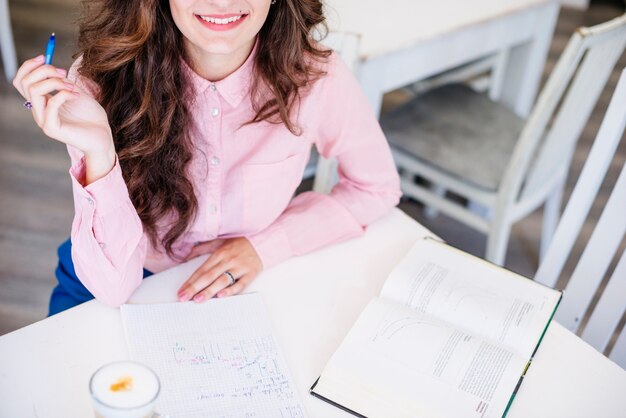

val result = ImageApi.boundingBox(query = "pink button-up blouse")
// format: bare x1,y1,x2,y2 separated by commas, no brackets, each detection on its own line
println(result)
67,46,401,307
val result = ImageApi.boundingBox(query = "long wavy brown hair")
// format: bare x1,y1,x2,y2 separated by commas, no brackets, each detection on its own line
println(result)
76,0,330,258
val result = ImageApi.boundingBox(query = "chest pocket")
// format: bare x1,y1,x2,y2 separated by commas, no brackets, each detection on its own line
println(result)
242,154,305,230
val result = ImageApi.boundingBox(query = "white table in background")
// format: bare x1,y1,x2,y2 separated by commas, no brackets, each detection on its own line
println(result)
1,209,625,417
325,0,560,117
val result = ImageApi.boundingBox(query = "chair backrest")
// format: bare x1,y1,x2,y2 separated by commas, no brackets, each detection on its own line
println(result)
535,68,626,368
500,14,626,208
406,49,511,102
311,31,361,194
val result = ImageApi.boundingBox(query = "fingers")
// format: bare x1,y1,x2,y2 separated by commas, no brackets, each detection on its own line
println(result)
15,62,67,100
178,258,229,301
29,78,76,125
191,269,242,303
177,237,262,303
216,274,251,298
12,55,45,94
180,263,245,303
42,90,80,140
182,251,224,290
13,59,72,131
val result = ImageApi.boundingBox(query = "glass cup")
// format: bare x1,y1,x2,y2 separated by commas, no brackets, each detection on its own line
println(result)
89,361,161,418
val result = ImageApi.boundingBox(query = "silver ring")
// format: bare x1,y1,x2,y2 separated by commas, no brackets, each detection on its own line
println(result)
23,101,33,109
224,271,236,286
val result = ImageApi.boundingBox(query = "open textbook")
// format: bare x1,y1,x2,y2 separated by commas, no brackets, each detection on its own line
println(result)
310,238,561,418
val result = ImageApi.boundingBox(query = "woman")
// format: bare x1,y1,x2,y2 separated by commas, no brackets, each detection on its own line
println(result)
12,0,401,314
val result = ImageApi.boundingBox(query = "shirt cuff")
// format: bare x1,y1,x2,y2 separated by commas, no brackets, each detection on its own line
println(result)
69,156,131,216
246,224,292,270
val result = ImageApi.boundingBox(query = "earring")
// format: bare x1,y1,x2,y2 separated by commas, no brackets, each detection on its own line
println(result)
271,0,276,4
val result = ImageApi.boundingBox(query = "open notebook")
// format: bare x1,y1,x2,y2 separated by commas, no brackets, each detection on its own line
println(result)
310,238,561,418
121,293,306,418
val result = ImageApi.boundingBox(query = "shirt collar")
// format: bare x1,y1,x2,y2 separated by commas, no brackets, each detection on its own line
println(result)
182,39,257,108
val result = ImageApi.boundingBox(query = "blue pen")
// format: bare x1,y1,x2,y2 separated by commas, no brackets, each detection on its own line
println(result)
44,32,56,65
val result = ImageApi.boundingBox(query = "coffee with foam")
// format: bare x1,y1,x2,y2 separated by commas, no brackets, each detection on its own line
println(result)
90,361,160,418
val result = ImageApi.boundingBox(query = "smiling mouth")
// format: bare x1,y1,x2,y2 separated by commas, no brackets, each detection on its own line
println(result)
195,13,248,25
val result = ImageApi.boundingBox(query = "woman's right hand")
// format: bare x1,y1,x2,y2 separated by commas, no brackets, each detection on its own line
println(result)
13,55,116,183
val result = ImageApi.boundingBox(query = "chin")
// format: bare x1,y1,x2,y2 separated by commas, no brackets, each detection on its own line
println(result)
191,33,249,55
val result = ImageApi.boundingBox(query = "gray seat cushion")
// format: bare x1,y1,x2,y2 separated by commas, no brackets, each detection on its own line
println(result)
380,83,525,191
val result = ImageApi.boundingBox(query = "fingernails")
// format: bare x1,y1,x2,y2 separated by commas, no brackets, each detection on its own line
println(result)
34,55,44,63
217,291,226,298
178,291,189,302
193,294,205,303
64,82,74,90
56,68,67,76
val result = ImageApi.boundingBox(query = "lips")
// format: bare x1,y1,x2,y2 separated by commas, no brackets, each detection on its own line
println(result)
195,13,249,31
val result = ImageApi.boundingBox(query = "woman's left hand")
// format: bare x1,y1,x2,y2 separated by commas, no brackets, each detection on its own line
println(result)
177,237,263,302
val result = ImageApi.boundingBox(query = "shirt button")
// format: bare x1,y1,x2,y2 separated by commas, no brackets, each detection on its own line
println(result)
210,156,220,166
210,84,216,91
98,242,106,249
208,204,217,214
211,107,219,117
86,197,94,205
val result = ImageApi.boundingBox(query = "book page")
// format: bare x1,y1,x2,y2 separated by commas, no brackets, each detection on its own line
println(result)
121,294,306,418
379,239,560,358
313,298,526,418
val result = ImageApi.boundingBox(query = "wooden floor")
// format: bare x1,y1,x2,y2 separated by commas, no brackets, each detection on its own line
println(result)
1,1,625,336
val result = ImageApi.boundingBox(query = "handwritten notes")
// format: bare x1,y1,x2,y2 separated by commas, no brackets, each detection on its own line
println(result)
121,294,306,418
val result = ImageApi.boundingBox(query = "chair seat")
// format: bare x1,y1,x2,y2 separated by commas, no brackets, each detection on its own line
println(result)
380,83,525,191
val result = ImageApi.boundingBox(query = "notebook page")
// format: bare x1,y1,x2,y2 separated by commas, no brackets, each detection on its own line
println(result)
313,298,527,418
121,293,306,418
380,239,560,358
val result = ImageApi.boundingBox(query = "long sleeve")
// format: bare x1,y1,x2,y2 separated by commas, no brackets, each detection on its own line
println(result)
66,62,147,307
68,149,147,307
246,53,401,269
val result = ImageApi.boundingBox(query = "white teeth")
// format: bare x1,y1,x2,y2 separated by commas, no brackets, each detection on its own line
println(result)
199,15,243,24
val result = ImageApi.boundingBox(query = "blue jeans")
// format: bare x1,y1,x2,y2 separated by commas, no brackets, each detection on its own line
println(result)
49,238,153,316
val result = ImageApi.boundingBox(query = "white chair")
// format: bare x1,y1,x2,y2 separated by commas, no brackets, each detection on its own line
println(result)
535,67,626,369
380,14,626,265
0,0,17,81
304,31,360,194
